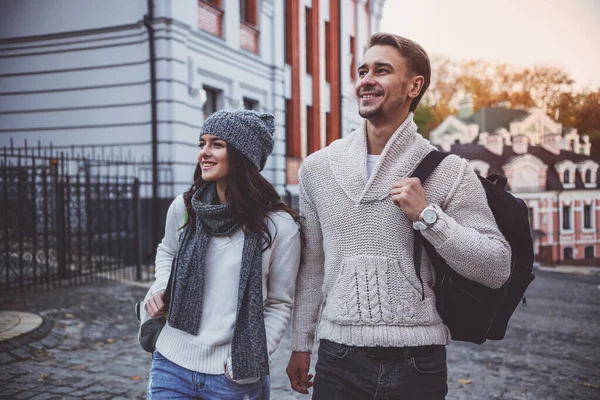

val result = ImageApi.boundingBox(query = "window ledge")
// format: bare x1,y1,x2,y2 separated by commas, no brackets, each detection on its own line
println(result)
199,0,223,13
240,21,260,54
241,20,259,33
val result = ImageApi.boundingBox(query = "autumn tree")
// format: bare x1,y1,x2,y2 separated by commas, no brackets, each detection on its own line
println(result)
418,56,597,142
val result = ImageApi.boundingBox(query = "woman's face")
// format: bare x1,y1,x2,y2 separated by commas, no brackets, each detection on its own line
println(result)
198,134,230,183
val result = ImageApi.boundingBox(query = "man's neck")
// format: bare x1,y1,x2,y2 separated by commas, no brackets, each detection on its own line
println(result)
366,110,410,155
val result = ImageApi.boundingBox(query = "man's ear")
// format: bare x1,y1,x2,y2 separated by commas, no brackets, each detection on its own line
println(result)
408,76,425,99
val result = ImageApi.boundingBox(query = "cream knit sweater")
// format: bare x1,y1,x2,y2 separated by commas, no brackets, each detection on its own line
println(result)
291,114,512,352
140,195,301,376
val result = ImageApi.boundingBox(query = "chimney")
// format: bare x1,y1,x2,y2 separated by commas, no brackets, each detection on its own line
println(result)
512,135,528,154
541,134,561,155
483,134,504,156
581,135,591,155
458,95,474,119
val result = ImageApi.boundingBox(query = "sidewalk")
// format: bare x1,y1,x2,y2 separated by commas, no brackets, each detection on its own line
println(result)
534,263,600,276
1,270,599,399
0,281,309,400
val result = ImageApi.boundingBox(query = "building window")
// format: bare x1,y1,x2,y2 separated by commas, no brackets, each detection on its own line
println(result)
562,205,571,230
325,21,331,83
563,170,570,184
528,207,534,226
325,111,332,145
305,7,314,74
240,0,259,53
240,0,257,25
563,247,574,260
243,97,259,110
350,35,357,81
306,105,314,153
198,0,224,37
202,86,220,119
285,0,294,65
584,204,593,229
286,99,300,158
585,246,595,259
585,169,592,183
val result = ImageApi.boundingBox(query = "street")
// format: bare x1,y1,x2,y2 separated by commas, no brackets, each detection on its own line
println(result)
0,269,599,400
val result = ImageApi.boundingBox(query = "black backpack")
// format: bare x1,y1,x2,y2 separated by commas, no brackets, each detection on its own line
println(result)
411,151,535,344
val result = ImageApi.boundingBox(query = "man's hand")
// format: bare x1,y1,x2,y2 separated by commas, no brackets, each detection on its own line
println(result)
286,352,313,394
391,177,428,222
145,291,166,318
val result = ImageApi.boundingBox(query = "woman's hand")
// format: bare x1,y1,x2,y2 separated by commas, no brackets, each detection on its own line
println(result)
145,291,166,318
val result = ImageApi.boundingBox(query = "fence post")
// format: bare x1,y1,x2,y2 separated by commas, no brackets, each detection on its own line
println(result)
53,159,67,279
132,178,142,281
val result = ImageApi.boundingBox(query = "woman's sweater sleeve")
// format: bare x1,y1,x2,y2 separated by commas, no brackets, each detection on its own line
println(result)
263,218,301,357
420,161,512,289
147,195,185,298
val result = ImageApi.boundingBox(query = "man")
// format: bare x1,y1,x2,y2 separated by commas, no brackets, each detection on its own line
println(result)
286,33,511,399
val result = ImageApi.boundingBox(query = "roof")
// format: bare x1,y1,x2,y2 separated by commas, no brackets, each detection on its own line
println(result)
448,143,600,190
458,107,530,133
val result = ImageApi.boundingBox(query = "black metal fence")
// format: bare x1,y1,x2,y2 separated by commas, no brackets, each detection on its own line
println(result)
0,141,173,292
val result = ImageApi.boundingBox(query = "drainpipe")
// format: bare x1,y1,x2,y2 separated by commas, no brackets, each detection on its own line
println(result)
280,0,292,206
556,190,562,265
144,0,160,252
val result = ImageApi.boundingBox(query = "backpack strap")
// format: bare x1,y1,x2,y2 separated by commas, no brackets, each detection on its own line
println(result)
410,151,449,300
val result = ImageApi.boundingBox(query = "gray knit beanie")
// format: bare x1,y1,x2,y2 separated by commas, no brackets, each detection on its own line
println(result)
200,109,275,171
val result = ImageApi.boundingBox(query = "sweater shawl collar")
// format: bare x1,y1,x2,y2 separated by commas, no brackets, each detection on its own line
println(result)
328,113,433,204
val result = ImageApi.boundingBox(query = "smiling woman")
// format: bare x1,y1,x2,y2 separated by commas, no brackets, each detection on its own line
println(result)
197,134,230,202
139,109,302,400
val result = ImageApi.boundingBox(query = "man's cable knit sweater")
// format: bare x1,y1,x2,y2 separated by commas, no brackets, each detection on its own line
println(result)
291,114,512,352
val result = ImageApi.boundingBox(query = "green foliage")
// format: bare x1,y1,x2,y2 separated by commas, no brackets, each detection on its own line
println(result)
414,103,434,138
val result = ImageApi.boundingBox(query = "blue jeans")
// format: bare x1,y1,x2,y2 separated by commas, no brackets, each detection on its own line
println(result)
313,340,448,400
147,351,270,400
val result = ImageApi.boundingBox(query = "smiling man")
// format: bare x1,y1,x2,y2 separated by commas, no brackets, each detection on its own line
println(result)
285,33,512,399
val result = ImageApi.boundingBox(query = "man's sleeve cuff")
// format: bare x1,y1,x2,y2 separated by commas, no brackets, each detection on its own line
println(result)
291,332,315,353
420,209,458,248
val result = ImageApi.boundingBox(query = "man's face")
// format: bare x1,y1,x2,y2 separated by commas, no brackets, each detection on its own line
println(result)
355,45,416,121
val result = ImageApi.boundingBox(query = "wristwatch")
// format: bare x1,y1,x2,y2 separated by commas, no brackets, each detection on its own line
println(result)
413,205,439,231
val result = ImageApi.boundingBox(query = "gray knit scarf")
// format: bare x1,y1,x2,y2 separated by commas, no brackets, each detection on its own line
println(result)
166,183,269,380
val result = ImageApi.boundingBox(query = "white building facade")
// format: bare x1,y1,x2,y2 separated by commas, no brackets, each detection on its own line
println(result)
0,0,385,196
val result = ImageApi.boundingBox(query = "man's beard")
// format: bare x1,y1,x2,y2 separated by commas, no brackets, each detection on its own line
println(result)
358,83,407,121
358,103,384,120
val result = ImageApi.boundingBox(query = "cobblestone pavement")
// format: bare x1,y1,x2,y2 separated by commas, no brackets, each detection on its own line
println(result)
0,269,599,399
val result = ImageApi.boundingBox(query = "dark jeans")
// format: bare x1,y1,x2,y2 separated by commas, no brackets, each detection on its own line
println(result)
313,340,448,400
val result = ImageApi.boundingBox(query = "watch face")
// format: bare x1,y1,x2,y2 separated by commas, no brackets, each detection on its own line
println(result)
422,208,437,224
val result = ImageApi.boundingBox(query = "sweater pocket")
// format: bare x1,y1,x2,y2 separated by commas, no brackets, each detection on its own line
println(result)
323,255,437,326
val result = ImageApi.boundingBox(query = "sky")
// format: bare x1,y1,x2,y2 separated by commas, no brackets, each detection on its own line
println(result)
380,0,600,90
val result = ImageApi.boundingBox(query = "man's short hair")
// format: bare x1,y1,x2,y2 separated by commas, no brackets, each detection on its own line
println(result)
366,33,431,113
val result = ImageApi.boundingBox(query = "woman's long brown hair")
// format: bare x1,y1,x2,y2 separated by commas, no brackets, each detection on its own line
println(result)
182,143,300,249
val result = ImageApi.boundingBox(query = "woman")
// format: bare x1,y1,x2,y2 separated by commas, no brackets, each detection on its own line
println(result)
141,109,301,399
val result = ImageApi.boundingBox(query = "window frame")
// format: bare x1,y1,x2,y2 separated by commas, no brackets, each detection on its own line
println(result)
242,97,259,111
240,0,258,26
563,247,574,260
562,205,572,231
202,86,221,120
584,246,595,259
585,169,592,184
